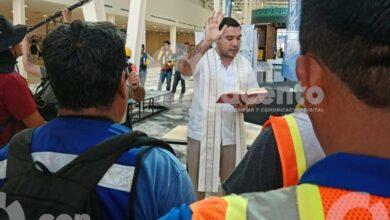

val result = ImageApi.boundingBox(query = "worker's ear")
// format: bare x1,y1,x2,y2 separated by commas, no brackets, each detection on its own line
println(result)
296,55,325,107
117,72,127,99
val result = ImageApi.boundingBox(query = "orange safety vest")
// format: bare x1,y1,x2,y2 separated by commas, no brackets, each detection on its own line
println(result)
189,184,390,220
263,113,324,187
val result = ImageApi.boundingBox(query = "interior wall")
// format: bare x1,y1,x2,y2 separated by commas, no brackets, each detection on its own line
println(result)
145,31,195,57
146,32,170,56
146,0,210,30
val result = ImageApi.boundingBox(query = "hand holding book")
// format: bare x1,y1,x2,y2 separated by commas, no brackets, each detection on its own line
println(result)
216,87,268,105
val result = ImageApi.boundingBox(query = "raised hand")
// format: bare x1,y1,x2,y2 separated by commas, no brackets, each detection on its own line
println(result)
204,11,227,46
128,72,140,88
61,9,72,23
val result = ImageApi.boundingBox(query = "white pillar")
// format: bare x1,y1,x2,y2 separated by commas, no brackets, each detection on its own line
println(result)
141,23,146,48
107,14,116,25
13,0,27,78
248,0,253,24
170,26,177,53
244,0,249,24
214,0,221,11
126,0,147,65
222,0,226,14
82,0,107,22
13,0,25,25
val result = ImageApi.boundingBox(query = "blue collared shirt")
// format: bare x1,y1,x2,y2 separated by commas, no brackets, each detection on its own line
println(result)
300,153,390,197
0,117,195,220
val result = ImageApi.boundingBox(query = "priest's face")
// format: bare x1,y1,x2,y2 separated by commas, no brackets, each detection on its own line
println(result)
216,26,242,59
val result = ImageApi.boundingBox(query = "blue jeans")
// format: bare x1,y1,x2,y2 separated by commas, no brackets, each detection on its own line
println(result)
158,69,173,91
139,68,147,87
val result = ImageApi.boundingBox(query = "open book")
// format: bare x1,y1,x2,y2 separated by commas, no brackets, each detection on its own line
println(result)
216,87,268,105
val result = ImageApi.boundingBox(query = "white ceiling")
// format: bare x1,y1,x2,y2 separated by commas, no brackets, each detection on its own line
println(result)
0,0,200,34
0,0,288,35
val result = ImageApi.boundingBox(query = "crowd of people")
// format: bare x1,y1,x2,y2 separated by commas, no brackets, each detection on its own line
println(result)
0,0,389,219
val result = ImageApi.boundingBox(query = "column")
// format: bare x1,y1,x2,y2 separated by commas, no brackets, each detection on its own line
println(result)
222,0,226,14
248,0,253,24
225,0,232,17
125,0,147,65
12,0,27,78
170,26,177,53
214,0,221,11
244,0,249,24
107,14,116,25
82,0,107,22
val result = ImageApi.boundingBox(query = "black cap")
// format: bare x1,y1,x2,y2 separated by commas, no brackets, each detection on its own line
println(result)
0,15,27,53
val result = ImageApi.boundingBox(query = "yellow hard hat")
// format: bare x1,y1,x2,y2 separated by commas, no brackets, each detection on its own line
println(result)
125,47,132,57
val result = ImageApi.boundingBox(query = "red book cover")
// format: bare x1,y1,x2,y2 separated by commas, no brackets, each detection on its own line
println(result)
216,87,268,105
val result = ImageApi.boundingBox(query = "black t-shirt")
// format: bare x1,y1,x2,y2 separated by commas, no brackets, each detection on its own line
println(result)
222,126,283,194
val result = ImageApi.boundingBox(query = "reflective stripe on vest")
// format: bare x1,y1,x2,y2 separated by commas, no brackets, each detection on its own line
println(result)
0,152,135,192
264,114,307,187
190,195,248,220
189,184,390,219
264,112,326,187
297,184,325,220
296,184,390,220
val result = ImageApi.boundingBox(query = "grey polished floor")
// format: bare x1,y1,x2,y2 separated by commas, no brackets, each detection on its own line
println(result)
133,68,194,164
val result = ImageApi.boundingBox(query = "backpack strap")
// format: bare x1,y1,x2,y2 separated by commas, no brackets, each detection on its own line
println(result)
55,131,146,188
6,128,36,179
55,131,175,188
125,136,175,219
7,129,175,219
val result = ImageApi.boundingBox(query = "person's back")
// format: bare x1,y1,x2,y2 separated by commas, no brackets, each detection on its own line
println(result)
0,16,45,147
223,111,325,194
161,0,390,218
0,20,194,220
0,116,194,219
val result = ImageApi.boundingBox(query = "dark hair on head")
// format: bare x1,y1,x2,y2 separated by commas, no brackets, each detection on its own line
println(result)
42,20,127,111
219,17,241,30
163,40,171,45
300,0,390,107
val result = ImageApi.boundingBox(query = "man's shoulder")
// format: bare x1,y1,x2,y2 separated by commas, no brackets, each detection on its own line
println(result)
141,147,185,172
240,186,299,219
0,72,26,85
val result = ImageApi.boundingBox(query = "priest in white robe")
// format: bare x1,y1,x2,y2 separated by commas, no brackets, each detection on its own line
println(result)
179,12,259,199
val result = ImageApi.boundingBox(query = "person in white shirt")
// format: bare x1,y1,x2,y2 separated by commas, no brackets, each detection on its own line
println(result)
179,12,259,199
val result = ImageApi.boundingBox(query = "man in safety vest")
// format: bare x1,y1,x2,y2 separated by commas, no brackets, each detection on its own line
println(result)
161,0,390,218
223,111,325,194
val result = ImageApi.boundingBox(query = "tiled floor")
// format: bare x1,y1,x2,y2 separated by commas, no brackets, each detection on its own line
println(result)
133,68,194,164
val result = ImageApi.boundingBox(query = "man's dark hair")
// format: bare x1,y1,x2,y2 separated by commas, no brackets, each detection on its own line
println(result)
163,40,171,45
42,21,127,111
219,17,241,30
300,0,390,107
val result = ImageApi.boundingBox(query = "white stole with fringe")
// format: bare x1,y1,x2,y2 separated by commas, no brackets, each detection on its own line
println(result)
198,49,248,193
